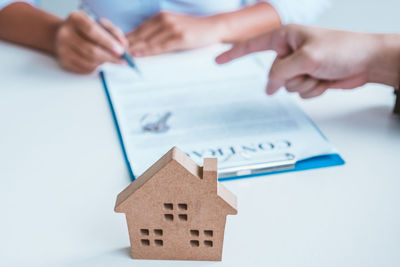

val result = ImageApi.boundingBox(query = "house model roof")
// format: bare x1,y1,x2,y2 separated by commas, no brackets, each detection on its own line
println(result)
115,147,237,214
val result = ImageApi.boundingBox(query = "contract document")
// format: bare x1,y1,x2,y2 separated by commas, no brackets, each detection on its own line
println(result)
101,45,343,180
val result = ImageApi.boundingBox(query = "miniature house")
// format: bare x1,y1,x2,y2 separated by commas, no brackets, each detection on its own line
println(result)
114,147,237,261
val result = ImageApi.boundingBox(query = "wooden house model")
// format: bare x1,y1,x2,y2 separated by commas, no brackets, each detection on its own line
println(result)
114,147,237,261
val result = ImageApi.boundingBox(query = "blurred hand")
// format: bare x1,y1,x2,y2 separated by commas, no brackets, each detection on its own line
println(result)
126,12,223,57
216,24,400,98
55,11,128,74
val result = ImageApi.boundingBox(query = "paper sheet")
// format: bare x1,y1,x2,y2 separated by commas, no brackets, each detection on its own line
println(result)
103,45,337,176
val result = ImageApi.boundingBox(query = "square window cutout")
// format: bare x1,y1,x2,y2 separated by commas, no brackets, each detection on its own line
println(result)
154,239,163,246
154,229,163,236
190,230,199,237
141,239,150,246
204,230,213,237
178,214,187,221
140,229,149,235
190,240,200,247
163,203,173,210
178,203,188,210
164,214,174,221
204,240,213,247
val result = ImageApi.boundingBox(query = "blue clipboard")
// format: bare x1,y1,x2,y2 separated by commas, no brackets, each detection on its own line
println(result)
100,71,345,182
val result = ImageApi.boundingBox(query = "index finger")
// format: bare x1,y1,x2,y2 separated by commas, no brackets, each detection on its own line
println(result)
266,50,313,95
99,18,129,48
215,27,285,64
71,11,124,56
127,14,163,42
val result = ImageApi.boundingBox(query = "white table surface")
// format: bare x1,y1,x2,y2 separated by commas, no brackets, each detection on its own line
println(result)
1,1,400,266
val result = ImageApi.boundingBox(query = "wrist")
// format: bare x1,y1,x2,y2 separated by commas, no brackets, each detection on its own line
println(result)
368,33,400,88
205,14,230,43
50,21,63,56
201,2,281,44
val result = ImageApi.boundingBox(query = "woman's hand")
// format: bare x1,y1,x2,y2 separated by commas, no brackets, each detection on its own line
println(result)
216,24,400,98
55,11,128,74
126,12,225,57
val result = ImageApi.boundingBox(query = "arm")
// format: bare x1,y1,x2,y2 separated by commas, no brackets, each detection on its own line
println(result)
126,2,281,57
215,0,331,42
0,2,62,54
209,2,281,43
267,0,330,24
368,33,400,88
0,2,128,74
216,25,400,98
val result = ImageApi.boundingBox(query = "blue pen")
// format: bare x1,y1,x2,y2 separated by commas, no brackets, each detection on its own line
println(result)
80,4,141,74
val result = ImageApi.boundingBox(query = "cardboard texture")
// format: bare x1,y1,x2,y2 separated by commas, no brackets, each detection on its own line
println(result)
115,147,238,261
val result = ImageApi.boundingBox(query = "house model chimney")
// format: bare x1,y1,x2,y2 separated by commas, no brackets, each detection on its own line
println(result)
202,158,218,193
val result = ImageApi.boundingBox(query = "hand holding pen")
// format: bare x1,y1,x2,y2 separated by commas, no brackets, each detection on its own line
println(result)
54,10,135,74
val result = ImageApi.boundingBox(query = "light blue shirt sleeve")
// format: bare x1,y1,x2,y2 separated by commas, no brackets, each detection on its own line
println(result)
261,0,331,24
0,0,36,10
82,0,330,33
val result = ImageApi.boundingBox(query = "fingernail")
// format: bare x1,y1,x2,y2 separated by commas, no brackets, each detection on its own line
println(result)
113,43,125,55
266,82,274,95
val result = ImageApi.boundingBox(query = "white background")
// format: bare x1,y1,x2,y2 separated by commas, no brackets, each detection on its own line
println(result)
1,0,400,267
